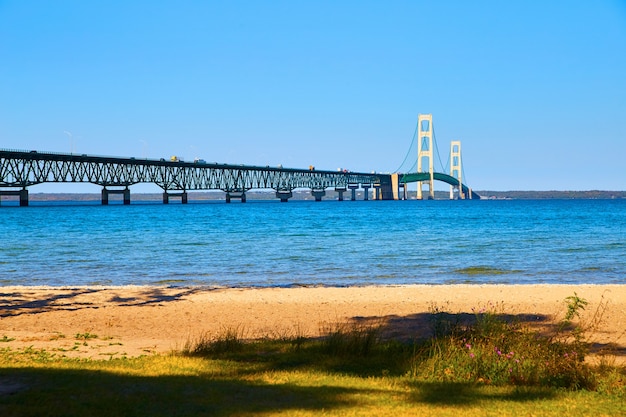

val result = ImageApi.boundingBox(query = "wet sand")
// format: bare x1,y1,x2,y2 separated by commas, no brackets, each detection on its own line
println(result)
0,285,624,363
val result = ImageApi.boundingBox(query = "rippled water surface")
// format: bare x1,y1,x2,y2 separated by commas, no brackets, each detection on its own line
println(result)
1,199,624,286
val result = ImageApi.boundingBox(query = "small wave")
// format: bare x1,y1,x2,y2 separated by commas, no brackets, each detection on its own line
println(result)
554,246,596,253
179,242,211,247
443,278,476,284
455,266,521,275
153,279,188,284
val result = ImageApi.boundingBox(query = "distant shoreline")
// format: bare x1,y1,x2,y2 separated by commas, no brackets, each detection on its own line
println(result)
6,189,626,202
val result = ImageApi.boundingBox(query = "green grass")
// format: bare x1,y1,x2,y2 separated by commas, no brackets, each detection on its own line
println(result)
0,294,624,416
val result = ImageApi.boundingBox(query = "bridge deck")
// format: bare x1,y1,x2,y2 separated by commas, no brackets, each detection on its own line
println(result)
0,149,479,205
0,149,386,204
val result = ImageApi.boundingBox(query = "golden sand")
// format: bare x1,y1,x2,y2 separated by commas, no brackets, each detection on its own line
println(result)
1,285,624,362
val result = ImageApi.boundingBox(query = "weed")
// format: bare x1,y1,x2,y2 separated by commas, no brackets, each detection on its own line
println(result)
266,324,309,351
184,326,246,356
75,332,98,346
75,332,98,340
320,321,381,357
410,294,602,390
564,292,588,323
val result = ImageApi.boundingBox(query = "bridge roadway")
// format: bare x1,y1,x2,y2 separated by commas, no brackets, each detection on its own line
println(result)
0,149,479,206
398,172,481,200
0,149,391,205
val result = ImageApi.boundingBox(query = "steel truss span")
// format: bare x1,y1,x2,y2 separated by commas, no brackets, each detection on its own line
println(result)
0,149,384,195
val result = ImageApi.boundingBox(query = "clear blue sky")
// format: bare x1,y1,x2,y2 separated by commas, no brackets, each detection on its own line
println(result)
1,1,625,192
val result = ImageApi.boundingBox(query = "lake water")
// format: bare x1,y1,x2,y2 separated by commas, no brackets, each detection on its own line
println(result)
0,199,624,287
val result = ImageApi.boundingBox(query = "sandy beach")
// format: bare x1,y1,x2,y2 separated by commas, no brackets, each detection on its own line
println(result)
1,285,624,363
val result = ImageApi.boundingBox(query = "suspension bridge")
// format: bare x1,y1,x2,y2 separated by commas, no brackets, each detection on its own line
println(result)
0,114,479,206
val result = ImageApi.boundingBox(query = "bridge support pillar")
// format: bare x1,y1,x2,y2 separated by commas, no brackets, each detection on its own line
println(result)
311,189,326,202
275,190,293,203
0,189,29,206
225,191,246,203
373,175,394,200
362,185,370,200
163,191,188,204
394,177,407,200
391,174,403,200
348,184,359,201
335,187,346,201
102,187,131,205
20,189,29,206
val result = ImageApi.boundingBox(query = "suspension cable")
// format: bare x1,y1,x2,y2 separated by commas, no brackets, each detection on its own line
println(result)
432,126,446,173
393,122,418,173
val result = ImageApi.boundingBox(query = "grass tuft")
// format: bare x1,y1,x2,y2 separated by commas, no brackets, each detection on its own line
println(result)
319,321,382,357
183,326,247,356
409,294,612,390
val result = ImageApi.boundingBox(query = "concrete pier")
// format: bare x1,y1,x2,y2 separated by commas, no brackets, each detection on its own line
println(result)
372,185,381,200
335,187,346,201
163,191,188,204
348,184,359,201
275,190,293,202
101,187,131,205
362,184,370,201
311,189,326,202
226,191,246,203
391,173,407,200
0,189,29,206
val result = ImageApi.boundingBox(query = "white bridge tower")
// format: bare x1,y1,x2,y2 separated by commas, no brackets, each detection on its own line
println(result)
417,114,434,200
449,140,464,199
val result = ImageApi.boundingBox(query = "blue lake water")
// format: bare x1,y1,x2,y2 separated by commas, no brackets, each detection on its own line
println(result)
0,199,624,287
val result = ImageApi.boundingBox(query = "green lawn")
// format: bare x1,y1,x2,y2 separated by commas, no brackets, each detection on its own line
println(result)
0,353,624,417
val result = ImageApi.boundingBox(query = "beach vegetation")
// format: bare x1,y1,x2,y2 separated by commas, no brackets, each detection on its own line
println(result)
182,325,247,355
0,293,624,416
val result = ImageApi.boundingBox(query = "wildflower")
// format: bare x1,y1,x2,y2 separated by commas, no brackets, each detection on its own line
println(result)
469,353,475,359
465,343,472,349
